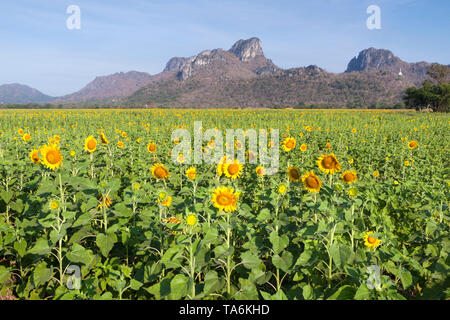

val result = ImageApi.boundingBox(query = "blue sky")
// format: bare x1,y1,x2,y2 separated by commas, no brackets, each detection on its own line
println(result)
0,0,449,96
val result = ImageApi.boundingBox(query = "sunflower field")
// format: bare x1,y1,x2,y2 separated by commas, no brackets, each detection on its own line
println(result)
0,108,449,300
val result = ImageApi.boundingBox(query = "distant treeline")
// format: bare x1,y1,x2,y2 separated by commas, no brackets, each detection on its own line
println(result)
0,102,406,110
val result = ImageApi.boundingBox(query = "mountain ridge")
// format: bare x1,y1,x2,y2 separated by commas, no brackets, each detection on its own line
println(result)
0,38,443,107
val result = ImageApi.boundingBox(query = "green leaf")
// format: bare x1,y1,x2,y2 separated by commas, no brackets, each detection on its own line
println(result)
327,285,356,300
302,284,314,300
161,246,183,269
33,262,52,287
66,243,93,265
354,283,371,300
256,208,271,222
0,266,11,284
113,203,132,218
203,270,224,295
399,269,413,289
241,250,262,269
295,248,312,266
95,233,117,257
272,251,293,273
269,231,289,255
202,225,219,245
14,239,27,257
29,238,52,256
0,190,14,204
170,274,188,299
130,279,143,291
72,212,92,228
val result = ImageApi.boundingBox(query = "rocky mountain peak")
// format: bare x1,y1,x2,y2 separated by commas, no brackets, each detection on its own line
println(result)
228,37,264,61
346,48,401,72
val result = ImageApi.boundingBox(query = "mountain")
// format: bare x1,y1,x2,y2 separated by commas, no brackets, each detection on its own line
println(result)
2,38,443,107
345,48,430,86
0,84,54,104
57,71,153,103
161,37,280,82
125,39,430,108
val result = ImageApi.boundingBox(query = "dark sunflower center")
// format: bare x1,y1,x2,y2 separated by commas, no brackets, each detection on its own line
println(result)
344,173,354,182
306,176,319,188
322,156,336,169
87,139,96,150
155,167,167,178
367,236,376,244
218,194,232,205
228,164,240,175
46,150,59,164
289,169,300,179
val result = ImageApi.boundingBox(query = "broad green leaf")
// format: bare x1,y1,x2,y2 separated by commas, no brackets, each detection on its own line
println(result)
29,238,52,256
241,250,262,269
269,231,289,255
0,266,11,284
95,233,117,257
14,239,27,257
327,285,356,300
170,274,188,299
66,243,93,265
204,270,224,295
33,262,52,287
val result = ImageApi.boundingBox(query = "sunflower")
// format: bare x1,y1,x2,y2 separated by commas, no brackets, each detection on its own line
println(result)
18,129,24,135
117,141,124,148
22,133,31,142
49,200,60,210
363,231,382,249
223,159,243,180
373,170,380,178
278,184,287,194
348,188,357,197
70,150,76,157
162,216,183,224
147,142,156,153
84,136,97,153
341,171,357,184
287,166,301,182
211,186,239,212
407,140,419,150
301,171,322,193
300,144,307,152
159,195,172,207
351,128,357,133
316,153,341,175
404,160,411,166
121,131,127,138
29,149,40,164
255,166,265,177
186,214,197,226
100,132,109,145
40,143,63,171
97,195,112,209
176,154,185,164
186,167,197,180
325,141,331,149
282,137,296,152
151,163,170,180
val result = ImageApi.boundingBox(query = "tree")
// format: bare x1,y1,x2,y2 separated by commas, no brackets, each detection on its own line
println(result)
403,82,450,112
426,63,450,84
